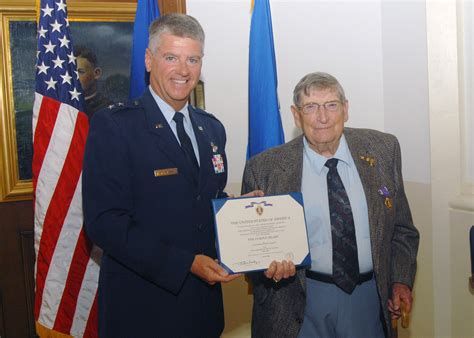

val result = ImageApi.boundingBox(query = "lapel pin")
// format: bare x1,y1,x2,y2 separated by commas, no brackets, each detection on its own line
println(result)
378,186,390,196
360,155,376,167
117,102,124,107
198,126,204,131
108,104,115,110
155,123,163,129
378,186,392,209
211,142,218,153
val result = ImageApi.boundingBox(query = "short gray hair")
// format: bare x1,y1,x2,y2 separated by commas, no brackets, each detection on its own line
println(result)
293,72,346,107
148,13,205,54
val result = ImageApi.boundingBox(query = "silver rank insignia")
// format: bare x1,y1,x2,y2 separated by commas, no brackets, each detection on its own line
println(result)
211,142,218,153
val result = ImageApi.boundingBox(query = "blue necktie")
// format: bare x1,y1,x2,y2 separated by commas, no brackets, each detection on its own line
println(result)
173,112,199,177
325,158,359,294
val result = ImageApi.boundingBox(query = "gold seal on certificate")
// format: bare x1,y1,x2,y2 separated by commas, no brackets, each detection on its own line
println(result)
212,193,311,274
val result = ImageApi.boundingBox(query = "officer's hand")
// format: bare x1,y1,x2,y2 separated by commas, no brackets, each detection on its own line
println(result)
190,254,240,285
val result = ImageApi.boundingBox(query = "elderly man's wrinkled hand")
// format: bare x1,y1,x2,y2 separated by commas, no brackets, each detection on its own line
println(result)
388,283,413,320
264,260,296,283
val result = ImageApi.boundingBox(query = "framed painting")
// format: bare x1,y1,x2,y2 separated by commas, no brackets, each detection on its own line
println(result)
0,1,136,202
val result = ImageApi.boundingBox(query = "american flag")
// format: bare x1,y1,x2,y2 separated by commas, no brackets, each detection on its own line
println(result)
33,0,100,336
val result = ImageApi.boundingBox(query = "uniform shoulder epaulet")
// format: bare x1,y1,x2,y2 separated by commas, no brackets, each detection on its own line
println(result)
191,106,219,122
107,100,143,114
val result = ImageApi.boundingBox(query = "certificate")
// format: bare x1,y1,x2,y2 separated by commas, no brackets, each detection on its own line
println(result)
212,193,311,274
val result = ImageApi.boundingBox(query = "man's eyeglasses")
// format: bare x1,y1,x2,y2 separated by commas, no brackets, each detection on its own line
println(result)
299,101,342,115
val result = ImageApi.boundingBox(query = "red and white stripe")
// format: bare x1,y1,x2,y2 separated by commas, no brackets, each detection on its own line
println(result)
33,93,100,337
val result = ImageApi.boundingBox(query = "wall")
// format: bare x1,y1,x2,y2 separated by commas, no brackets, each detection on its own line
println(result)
426,1,474,337
187,0,431,189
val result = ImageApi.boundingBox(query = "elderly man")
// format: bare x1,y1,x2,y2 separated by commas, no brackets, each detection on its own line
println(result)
242,72,419,338
83,14,261,337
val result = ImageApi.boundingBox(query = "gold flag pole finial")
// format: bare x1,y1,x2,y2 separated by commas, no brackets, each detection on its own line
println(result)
251,0,255,13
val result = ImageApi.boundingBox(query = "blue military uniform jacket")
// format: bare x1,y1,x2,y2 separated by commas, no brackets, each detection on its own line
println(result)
83,88,228,337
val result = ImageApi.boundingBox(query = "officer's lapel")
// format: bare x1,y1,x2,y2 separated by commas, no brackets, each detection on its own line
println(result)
189,106,213,191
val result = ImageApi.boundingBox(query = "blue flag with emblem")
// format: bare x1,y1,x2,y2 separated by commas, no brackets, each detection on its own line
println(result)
129,0,160,100
247,0,285,159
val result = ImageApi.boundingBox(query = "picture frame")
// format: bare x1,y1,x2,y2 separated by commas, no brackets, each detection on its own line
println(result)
190,80,205,111
0,1,136,202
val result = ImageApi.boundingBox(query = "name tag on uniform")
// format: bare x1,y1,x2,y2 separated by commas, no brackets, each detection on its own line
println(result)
154,168,178,177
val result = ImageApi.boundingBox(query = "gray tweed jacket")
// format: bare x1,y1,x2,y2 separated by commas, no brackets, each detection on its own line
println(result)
241,127,419,338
